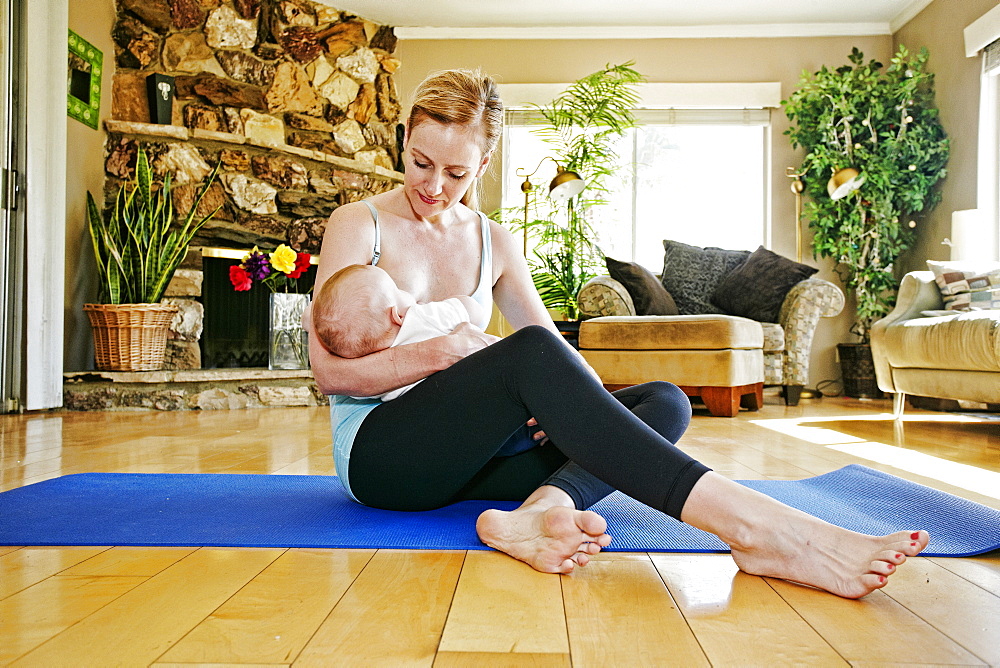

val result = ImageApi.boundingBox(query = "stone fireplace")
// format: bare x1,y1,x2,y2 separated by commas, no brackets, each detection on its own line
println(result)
108,0,404,253
65,0,406,409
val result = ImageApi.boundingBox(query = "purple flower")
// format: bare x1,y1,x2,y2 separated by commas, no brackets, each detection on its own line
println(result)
243,251,272,281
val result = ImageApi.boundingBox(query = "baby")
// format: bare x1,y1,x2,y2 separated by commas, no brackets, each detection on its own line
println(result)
308,263,482,401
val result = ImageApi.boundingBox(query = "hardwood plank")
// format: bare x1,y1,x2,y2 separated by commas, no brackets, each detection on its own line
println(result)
159,548,374,664
0,546,23,557
156,664,288,667
0,575,146,664
564,554,709,667
434,652,570,667
295,550,463,667
438,550,568,655
928,554,1000,593
881,557,1000,665
11,547,284,666
61,546,196,577
0,546,109,600
767,576,984,665
651,554,847,666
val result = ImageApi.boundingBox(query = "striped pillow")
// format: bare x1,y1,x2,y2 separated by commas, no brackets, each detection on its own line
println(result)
927,260,1000,311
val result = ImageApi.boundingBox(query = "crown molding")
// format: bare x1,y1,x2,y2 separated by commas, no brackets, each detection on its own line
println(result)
890,0,934,33
499,82,782,109
395,23,892,41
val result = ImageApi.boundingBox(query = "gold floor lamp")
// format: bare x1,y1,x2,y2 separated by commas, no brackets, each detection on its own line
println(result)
516,157,586,257
786,167,806,263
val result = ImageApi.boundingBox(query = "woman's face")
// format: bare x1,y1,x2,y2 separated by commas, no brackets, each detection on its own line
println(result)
403,119,490,217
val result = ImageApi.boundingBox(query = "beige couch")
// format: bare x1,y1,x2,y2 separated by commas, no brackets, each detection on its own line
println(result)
871,270,1000,417
577,274,844,404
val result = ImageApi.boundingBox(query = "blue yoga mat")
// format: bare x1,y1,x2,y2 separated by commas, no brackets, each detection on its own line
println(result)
1,465,997,556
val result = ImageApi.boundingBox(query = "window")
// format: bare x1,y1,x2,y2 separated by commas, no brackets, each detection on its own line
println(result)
980,39,1000,258
503,109,770,272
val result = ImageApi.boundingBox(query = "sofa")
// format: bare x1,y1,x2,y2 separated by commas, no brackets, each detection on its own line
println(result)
871,266,1000,417
576,242,845,405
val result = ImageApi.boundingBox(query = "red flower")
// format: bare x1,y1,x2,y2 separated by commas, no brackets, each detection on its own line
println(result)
287,252,311,279
229,265,252,291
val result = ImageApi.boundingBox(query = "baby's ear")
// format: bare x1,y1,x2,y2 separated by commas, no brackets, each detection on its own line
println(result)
301,304,313,332
389,305,404,325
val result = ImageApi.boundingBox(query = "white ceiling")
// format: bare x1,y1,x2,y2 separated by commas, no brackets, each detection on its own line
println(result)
325,0,936,38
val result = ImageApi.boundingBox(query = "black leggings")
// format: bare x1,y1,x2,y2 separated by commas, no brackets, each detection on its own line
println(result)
350,326,710,519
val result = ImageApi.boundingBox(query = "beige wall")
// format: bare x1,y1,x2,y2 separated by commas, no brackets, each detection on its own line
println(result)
397,35,894,387
894,0,1000,271
65,0,115,370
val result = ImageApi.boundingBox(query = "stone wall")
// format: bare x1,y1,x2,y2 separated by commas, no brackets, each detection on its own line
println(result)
108,0,404,252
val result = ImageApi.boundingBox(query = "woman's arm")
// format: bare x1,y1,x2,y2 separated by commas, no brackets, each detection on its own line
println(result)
309,202,494,397
489,221,602,380
489,221,563,333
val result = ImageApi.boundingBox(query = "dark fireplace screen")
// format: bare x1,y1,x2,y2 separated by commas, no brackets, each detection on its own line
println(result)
201,255,317,368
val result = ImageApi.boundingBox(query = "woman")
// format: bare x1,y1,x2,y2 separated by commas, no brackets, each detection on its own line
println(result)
308,69,928,599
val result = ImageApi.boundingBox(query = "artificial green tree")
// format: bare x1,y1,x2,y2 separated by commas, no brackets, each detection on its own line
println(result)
784,46,949,341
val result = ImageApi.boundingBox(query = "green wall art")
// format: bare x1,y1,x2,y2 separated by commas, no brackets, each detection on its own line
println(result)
67,30,102,130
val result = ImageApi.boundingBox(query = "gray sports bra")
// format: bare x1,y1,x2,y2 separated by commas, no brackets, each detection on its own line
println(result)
361,200,493,330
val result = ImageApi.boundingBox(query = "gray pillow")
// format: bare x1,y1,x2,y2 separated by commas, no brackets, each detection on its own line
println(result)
660,240,751,315
711,246,818,323
606,257,679,315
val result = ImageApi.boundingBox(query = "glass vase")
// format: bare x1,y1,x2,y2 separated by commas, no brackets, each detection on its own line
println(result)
268,292,310,370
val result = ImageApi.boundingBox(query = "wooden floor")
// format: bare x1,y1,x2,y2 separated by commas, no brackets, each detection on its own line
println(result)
1,395,999,666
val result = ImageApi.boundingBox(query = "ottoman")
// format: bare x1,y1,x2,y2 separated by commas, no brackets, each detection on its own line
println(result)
578,315,765,417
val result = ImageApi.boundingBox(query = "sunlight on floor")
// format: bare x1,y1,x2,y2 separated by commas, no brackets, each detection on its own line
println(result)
751,413,1000,500
750,412,985,446
826,441,1000,500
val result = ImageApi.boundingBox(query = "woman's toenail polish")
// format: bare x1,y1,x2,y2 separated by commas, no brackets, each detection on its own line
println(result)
895,553,903,559
911,542,917,547
911,532,920,540
879,576,886,583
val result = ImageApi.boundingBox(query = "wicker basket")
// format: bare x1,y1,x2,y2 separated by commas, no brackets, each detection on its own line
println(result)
84,303,179,371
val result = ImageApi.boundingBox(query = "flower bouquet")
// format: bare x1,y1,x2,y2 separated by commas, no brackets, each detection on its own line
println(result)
229,244,314,370
229,244,312,293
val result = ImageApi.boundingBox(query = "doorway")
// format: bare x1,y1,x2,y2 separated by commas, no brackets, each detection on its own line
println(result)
0,0,25,412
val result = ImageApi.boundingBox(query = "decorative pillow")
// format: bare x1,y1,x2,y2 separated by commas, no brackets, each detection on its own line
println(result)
927,260,1000,311
660,240,751,315
711,246,818,323
605,257,679,316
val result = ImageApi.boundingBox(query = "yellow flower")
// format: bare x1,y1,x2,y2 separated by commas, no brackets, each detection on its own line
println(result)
270,244,297,274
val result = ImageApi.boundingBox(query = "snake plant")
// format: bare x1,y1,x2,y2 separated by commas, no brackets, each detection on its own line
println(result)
87,145,221,304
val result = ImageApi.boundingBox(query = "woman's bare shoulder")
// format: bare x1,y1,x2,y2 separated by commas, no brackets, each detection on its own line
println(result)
326,199,375,229
487,218,521,259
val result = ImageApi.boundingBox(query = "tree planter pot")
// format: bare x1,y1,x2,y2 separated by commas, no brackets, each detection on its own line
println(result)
84,303,178,371
838,342,882,399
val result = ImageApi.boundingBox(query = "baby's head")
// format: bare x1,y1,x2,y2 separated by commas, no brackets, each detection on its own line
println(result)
312,264,411,358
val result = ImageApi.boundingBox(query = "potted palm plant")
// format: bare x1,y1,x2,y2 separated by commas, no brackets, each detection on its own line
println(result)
85,144,220,371
784,46,949,396
514,62,644,320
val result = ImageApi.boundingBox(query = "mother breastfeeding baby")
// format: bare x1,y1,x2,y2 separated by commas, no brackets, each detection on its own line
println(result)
305,68,928,598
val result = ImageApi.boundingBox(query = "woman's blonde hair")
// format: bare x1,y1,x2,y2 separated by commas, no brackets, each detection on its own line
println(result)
407,69,503,209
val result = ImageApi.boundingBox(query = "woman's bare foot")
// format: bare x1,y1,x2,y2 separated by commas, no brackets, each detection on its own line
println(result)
682,472,930,599
476,485,612,574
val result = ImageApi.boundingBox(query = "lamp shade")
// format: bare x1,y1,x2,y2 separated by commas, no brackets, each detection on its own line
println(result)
827,168,864,200
548,166,586,202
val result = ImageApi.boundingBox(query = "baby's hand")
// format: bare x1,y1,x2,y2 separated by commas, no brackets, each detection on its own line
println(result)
455,295,484,327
